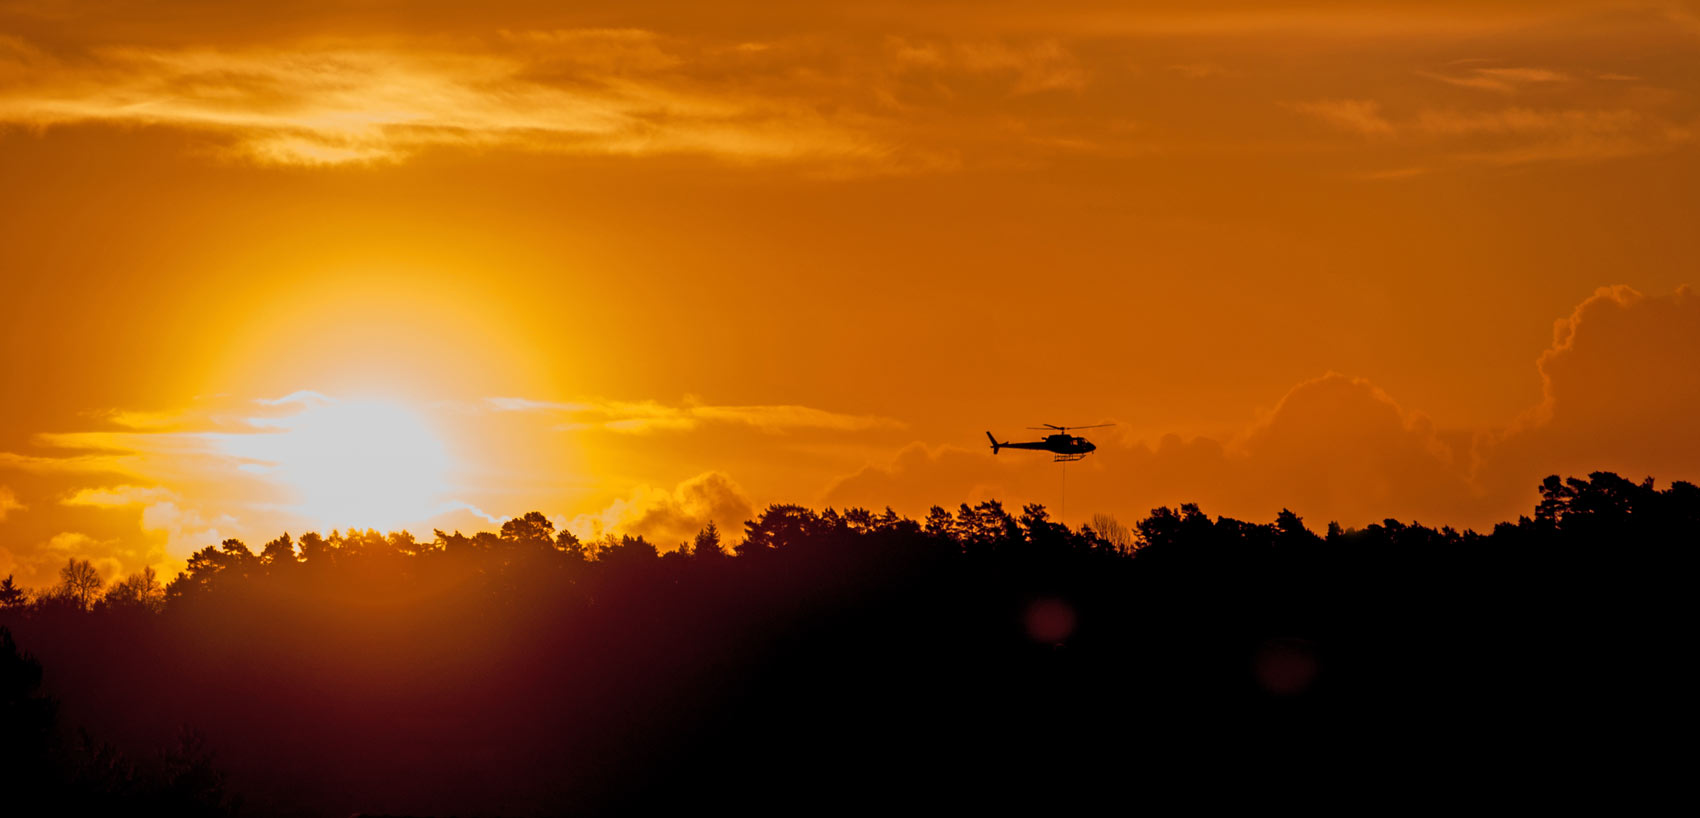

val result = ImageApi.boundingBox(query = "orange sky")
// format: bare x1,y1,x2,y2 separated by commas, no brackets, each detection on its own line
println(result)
3,0,1699,588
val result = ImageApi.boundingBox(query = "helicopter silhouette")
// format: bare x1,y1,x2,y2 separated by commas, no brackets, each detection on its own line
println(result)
986,424,1113,462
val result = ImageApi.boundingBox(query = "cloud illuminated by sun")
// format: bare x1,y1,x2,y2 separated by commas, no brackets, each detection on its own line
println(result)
212,394,455,532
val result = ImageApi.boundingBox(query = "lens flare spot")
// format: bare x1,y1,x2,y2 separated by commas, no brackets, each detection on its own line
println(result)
1024,597,1077,645
1252,637,1319,696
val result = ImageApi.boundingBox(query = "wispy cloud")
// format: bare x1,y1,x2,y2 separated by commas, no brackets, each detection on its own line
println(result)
0,34,892,167
1,7,1690,177
0,451,145,476
1296,98,1693,166
256,390,336,407
1165,62,1231,79
1415,107,1645,136
61,484,178,508
1417,107,1693,163
485,396,903,434
886,37,1089,95
1421,66,1570,94
1355,166,1430,181
1291,99,1396,136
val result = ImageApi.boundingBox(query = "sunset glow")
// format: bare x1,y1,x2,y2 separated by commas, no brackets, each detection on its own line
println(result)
2,0,1698,591
2,4,1696,815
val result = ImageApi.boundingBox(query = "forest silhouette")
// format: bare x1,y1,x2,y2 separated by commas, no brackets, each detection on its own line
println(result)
1,471,1691,815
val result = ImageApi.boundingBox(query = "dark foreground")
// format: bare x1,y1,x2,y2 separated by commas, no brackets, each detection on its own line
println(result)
2,472,1691,815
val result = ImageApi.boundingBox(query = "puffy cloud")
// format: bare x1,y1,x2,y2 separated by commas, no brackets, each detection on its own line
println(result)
58,484,229,564
566,471,754,548
1231,374,1477,523
823,443,1029,514
138,501,237,558
825,287,1700,532
4,483,225,585
1535,285,1700,430
1479,286,1700,493
0,531,135,592
0,485,22,520
826,373,1481,529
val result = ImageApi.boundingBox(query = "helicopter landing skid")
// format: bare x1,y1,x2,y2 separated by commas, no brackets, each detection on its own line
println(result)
1053,453,1087,462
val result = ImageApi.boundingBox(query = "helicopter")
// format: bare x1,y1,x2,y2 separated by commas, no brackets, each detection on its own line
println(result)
986,424,1114,462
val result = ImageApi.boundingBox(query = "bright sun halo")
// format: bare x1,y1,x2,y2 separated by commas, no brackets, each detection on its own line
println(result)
222,398,454,532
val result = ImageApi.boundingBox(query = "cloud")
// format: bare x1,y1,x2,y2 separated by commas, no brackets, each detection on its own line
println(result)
887,38,1088,94
1230,374,1475,520
826,372,1481,529
1477,286,1700,491
61,484,178,508
55,484,226,570
1292,99,1397,136
497,28,685,73
825,286,1700,533
138,501,237,559
486,396,902,434
257,390,336,407
1355,166,1430,181
1416,107,1693,164
1293,101,1693,166
0,485,22,520
1165,63,1231,79
0,394,499,563
8,481,228,585
824,442,1025,514
1414,107,1646,136
958,4,1616,41
689,404,902,433
1421,66,1570,93
4,428,236,483
0,36,891,167
0,530,150,592
1,5,1690,176
565,471,754,548
7,284,1697,567
89,408,194,430
0,451,140,476
483,397,595,413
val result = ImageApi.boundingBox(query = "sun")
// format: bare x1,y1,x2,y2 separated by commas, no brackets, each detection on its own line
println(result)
221,396,455,533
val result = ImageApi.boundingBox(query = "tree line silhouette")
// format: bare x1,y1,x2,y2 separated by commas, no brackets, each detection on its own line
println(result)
1,471,1691,815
